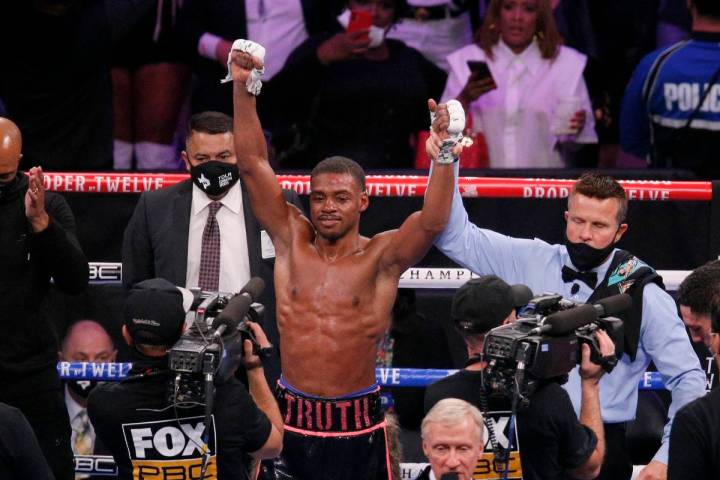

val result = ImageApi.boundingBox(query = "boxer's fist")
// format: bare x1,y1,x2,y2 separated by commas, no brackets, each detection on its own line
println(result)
427,99,465,161
429,99,466,139
222,39,265,94
429,99,450,140
231,50,264,83
446,100,466,136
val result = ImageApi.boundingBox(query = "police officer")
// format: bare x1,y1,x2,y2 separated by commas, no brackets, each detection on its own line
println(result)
620,0,720,176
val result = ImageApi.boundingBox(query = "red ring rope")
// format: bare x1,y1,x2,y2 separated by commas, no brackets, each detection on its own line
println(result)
40,172,712,201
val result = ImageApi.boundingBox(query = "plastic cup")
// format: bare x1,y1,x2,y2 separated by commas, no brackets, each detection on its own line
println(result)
551,96,582,135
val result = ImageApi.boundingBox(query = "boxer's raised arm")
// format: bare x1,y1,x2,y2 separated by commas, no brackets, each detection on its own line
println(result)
231,43,293,248
379,100,460,275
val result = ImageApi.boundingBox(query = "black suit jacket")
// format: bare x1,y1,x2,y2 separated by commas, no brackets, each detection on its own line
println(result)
121,179,301,382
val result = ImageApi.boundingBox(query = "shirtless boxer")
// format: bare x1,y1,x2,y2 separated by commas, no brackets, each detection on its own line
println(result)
229,42,462,479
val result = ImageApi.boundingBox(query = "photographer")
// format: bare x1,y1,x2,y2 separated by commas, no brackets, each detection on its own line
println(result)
432,169,706,480
424,276,613,480
87,278,282,480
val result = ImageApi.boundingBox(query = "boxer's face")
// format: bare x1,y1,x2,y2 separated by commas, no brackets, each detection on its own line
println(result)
309,173,368,241
423,418,484,480
565,194,627,250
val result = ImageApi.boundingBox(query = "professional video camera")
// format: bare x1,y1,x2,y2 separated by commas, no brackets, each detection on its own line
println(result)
168,277,266,404
482,292,630,406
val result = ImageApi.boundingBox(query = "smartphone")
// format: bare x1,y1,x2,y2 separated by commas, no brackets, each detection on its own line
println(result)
347,9,373,42
467,60,496,86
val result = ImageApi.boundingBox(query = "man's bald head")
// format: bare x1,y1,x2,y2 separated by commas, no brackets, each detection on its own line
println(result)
60,320,117,363
0,118,23,183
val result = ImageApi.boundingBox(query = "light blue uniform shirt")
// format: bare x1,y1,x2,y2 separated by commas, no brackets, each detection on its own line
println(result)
433,164,706,464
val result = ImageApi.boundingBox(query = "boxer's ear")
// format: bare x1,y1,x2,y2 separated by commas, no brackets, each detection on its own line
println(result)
359,191,369,213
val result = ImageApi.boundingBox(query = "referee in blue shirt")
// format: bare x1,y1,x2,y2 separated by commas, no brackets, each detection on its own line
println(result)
432,164,705,480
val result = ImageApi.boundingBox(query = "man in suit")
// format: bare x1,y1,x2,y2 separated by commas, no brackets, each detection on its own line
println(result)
58,320,116,479
122,111,301,382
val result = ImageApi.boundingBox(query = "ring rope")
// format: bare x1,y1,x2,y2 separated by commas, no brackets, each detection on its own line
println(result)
40,172,711,201
88,263,690,291
57,362,668,390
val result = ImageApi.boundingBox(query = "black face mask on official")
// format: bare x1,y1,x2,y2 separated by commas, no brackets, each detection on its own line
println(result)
190,161,239,197
565,233,617,272
67,379,98,399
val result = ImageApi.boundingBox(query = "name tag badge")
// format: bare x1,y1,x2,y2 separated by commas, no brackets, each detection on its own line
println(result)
261,230,275,260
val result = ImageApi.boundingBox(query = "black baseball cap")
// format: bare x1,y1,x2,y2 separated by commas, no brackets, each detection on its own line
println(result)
452,276,533,334
123,278,187,346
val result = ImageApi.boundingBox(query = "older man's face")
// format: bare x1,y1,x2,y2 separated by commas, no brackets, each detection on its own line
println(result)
423,418,484,480
60,321,116,364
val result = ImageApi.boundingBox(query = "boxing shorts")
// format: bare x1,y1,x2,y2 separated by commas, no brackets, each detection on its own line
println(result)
262,377,392,480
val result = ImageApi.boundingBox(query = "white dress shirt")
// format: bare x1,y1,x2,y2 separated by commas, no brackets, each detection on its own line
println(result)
65,386,96,455
198,0,308,80
186,182,251,293
442,39,598,168
387,7,472,71
245,0,308,80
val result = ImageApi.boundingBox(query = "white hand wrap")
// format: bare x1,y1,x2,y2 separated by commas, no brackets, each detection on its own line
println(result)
220,39,266,96
430,100,467,164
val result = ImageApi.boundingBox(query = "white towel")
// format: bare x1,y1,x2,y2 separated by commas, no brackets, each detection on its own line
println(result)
220,39,266,96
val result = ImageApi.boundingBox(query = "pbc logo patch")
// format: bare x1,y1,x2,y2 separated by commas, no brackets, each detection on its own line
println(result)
122,416,217,479
475,411,523,480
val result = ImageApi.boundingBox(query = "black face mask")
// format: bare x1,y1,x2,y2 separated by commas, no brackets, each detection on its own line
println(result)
565,234,616,272
190,161,239,197
67,379,98,399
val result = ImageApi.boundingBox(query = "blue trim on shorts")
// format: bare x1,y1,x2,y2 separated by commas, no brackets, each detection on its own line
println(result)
279,375,379,400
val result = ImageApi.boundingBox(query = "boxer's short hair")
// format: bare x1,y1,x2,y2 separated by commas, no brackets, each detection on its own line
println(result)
311,156,366,192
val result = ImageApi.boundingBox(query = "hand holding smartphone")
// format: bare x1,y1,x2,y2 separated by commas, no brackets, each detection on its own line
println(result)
467,60,497,88
347,9,373,43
